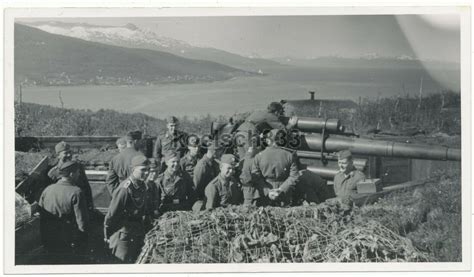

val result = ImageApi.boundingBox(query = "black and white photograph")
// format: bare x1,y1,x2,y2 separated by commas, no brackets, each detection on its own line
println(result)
3,5,471,274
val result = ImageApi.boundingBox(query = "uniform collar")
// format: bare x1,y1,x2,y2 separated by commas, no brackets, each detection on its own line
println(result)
58,178,75,186
165,130,181,139
342,168,357,179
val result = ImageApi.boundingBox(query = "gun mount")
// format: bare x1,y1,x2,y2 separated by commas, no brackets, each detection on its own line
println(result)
213,114,461,182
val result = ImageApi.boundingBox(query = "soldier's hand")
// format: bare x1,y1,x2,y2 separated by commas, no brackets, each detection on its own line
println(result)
268,190,279,200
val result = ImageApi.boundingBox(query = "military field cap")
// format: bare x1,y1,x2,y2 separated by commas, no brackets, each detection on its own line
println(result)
187,136,200,147
220,154,238,167
166,116,179,124
164,151,180,162
337,150,353,160
126,131,142,140
58,160,79,173
267,102,284,113
131,155,150,168
55,141,71,154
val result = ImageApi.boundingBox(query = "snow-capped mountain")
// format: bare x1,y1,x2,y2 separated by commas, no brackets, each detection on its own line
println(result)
25,21,194,51
15,24,252,87
21,21,279,71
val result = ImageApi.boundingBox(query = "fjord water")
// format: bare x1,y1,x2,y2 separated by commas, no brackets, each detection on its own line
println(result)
20,65,459,119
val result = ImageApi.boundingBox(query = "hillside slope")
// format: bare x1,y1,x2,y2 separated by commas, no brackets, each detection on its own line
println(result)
15,24,253,86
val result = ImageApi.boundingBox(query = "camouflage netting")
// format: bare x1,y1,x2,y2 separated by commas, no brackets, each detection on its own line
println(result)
137,202,429,263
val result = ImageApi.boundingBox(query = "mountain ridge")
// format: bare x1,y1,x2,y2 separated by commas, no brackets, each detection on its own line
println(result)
15,24,254,86
20,21,280,72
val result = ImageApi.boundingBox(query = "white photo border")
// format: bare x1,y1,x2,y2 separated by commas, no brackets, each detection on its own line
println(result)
3,5,471,274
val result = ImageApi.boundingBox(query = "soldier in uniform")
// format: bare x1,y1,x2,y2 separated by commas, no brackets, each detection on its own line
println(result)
238,144,260,205
202,154,243,211
154,151,196,214
235,102,297,159
179,135,201,178
105,132,142,195
104,155,157,263
152,116,188,166
333,150,366,205
193,142,221,200
48,141,93,211
251,129,300,206
39,161,89,264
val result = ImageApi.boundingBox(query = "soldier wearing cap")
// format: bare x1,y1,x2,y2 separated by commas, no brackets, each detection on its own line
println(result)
105,132,142,195
238,143,260,205
39,161,90,263
201,154,243,211
152,116,188,165
154,151,196,214
193,141,221,200
47,141,93,211
235,102,296,160
251,129,300,206
179,135,201,178
333,150,365,204
104,155,157,263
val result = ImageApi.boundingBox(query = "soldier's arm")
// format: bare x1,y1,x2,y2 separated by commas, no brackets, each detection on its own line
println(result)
103,187,127,240
145,182,160,219
349,171,366,190
72,191,90,233
184,174,197,209
204,184,217,210
153,136,162,160
47,166,60,183
105,160,119,195
250,155,268,191
193,162,204,191
279,154,300,193
78,165,94,210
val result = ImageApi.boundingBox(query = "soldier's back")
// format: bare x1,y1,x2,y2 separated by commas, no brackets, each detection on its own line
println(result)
255,146,294,179
39,180,83,216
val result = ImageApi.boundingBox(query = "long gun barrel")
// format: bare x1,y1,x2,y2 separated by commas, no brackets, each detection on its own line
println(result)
299,133,461,161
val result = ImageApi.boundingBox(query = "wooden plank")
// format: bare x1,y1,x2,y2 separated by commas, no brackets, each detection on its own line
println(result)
85,170,108,181
15,156,49,192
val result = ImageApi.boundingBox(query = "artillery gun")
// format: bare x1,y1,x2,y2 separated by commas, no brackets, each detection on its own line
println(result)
211,111,461,205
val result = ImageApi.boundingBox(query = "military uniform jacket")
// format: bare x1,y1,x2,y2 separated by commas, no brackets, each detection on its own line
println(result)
193,155,220,199
251,146,299,196
204,175,243,210
154,170,196,213
105,147,142,194
104,178,156,240
179,153,199,178
39,179,89,249
333,169,365,200
48,162,93,211
152,130,188,160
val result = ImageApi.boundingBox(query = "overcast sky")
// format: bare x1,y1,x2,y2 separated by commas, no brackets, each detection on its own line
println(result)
18,14,460,62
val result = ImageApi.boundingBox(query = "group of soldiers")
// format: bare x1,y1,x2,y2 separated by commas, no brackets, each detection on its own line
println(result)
37,102,365,264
